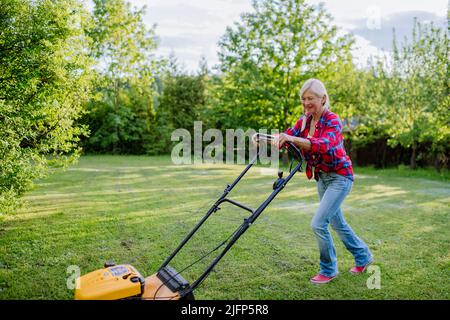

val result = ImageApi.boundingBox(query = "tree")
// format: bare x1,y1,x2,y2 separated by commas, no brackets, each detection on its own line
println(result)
82,0,158,154
371,20,449,169
0,0,93,214
216,0,355,131
150,56,208,154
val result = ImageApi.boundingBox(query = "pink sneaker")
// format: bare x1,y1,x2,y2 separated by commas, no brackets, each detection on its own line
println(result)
350,260,373,274
310,273,337,284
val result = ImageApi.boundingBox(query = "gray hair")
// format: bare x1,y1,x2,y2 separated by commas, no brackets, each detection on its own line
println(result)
299,78,330,132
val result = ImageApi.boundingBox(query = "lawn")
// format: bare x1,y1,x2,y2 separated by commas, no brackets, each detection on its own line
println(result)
0,155,449,300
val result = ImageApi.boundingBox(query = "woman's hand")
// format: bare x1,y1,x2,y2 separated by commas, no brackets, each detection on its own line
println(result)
275,133,295,149
251,134,259,147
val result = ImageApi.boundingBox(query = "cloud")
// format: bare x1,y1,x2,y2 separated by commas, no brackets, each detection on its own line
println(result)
143,1,254,71
146,3,220,27
345,10,447,51
144,2,250,36
157,34,219,49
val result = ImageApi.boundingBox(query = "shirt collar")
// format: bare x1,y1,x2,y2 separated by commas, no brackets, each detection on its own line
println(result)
306,109,330,127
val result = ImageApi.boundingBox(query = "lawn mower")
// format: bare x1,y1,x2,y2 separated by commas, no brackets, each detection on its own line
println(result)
74,133,304,300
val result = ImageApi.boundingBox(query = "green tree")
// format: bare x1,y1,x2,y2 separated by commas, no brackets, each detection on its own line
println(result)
83,0,158,154
371,20,449,169
0,0,93,214
216,0,355,131
150,56,208,154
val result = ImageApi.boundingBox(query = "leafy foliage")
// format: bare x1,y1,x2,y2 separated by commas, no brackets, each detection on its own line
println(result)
82,0,158,154
0,0,93,214
216,0,355,131
149,56,208,154
1,0,448,215
366,20,449,168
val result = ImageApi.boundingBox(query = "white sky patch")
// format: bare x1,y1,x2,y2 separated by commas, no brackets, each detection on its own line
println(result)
142,0,254,71
308,0,447,20
351,35,389,68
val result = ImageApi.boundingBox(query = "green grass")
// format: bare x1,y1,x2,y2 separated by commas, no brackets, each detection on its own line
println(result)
0,155,449,300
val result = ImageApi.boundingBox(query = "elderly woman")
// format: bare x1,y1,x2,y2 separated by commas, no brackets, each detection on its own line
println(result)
276,79,373,284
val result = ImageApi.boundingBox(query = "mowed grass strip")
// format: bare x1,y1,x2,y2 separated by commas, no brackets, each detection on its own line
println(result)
0,155,449,299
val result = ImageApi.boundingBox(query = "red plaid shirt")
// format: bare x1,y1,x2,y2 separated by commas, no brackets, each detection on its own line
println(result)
284,110,354,181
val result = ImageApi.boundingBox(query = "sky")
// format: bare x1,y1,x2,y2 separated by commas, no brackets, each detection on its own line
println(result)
92,0,448,72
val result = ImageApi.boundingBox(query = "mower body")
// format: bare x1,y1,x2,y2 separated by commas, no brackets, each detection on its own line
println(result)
75,264,192,300
74,264,145,300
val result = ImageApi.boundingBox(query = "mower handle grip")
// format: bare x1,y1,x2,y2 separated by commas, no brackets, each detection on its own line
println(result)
252,133,303,163
252,133,275,144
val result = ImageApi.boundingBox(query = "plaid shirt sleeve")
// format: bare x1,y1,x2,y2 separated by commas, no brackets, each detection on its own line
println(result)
284,116,305,137
307,116,343,155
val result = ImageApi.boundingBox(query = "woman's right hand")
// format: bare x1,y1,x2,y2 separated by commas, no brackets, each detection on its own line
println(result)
276,133,295,149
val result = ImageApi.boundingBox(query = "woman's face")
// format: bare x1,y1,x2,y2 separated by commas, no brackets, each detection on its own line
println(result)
301,89,325,115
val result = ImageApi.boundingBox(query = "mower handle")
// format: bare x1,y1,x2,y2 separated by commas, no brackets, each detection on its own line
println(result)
252,133,303,163
285,141,303,163
161,134,305,296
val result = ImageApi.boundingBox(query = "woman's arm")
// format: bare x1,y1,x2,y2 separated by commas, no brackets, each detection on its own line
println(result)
276,134,311,151
277,116,343,153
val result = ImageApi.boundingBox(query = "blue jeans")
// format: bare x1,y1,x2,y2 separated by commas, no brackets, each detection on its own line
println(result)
311,172,372,277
